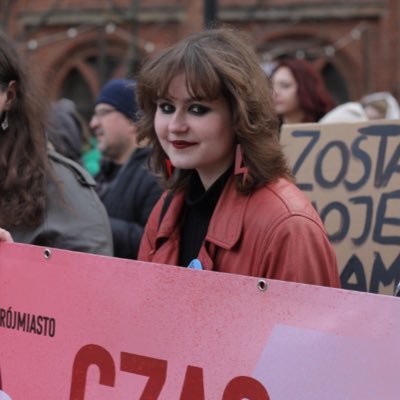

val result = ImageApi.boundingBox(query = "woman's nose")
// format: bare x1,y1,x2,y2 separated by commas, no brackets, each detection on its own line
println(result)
168,110,188,133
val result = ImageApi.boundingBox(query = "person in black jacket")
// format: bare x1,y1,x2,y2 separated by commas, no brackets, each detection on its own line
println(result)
90,78,162,259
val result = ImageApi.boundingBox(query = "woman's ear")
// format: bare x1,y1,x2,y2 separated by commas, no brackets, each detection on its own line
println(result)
4,80,16,110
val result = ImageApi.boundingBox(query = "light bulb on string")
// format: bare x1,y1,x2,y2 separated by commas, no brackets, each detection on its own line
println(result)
27,39,38,50
351,29,361,40
105,23,116,34
324,46,335,57
67,28,78,38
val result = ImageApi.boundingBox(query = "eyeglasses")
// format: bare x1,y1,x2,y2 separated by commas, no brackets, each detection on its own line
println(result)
93,108,118,118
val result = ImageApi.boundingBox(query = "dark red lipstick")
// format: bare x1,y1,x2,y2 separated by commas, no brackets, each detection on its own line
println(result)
171,140,196,149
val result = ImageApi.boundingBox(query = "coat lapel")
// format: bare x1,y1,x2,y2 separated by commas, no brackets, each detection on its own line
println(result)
204,177,249,250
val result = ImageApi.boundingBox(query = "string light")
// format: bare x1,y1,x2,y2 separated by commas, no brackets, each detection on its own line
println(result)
351,29,362,40
303,22,367,59
24,25,96,51
260,22,367,61
23,23,154,54
27,39,38,50
23,20,366,61
324,45,335,57
67,27,78,38
105,23,116,34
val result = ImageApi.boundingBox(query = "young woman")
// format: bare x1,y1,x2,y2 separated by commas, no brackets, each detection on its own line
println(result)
271,58,335,124
136,28,340,287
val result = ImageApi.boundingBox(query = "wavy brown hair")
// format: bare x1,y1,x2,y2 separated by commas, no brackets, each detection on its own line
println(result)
0,31,49,228
136,28,293,193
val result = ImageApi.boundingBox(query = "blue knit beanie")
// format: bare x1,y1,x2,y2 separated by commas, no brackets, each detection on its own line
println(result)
94,78,139,121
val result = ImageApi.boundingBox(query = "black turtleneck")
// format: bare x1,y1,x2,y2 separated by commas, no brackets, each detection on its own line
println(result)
178,167,233,267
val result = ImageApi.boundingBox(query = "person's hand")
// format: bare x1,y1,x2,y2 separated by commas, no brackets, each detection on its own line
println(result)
0,228,13,242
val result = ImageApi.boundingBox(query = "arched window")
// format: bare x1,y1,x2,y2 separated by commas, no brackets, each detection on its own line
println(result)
61,67,93,121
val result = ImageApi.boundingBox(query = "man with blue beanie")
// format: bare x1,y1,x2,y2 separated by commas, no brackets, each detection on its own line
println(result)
90,78,162,259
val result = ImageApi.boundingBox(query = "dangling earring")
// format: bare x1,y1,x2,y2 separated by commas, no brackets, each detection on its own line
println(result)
234,144,248,184
1,111,8,131
165,159,174,178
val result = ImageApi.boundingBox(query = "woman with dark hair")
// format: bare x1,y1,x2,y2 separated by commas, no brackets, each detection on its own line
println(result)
0,31,112,255
271,58,335,124
0,34,49,230
136,28,340,287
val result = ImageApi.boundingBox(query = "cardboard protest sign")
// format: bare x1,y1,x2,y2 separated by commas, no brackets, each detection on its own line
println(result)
0,242,400,399
281,121,400,295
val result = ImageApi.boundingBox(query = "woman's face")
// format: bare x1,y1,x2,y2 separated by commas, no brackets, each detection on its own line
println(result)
271,66,301,118
154,73,235,190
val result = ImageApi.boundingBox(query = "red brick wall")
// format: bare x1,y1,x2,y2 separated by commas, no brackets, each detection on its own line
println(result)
2,0,398,108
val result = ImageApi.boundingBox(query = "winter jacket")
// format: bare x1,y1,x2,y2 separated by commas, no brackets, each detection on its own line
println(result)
139,176,341,287
46,98,87,164
96,147,163,259
9,150,113,255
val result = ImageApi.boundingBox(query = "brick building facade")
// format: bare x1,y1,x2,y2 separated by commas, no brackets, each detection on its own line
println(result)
1,0,399,117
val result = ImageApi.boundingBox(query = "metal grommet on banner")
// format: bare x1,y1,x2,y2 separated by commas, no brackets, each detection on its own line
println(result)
44,248,52,259
257,279,267,291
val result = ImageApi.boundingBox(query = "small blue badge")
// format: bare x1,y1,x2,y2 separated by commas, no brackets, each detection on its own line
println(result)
187,258,203,270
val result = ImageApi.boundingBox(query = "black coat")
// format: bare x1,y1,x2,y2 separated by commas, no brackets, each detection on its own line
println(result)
96,147,162,259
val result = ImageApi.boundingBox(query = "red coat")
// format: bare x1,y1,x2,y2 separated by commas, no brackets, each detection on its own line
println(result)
138,177,341,288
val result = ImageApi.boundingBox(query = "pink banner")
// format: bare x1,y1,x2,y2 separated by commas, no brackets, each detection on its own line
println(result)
0,242,399,399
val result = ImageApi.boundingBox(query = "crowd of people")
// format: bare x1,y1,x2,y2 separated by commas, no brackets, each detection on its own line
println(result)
89,78,162,259
1,26,400,290
269,57,400,126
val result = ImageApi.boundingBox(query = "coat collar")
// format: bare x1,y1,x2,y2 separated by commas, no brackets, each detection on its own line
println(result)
206,176,249,249
156,176,249,250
